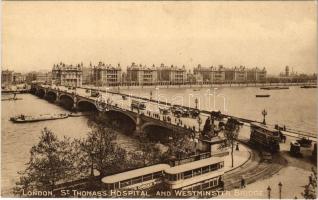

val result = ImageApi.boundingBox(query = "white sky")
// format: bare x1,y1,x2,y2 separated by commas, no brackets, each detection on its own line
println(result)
1,1,317,74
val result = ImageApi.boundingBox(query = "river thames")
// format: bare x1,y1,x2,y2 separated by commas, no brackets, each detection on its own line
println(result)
1,86,317,195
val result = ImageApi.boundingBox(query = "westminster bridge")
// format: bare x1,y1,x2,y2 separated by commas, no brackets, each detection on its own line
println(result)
30,84,207,141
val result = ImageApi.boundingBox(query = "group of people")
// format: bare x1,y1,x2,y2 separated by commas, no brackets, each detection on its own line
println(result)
162,115,171,122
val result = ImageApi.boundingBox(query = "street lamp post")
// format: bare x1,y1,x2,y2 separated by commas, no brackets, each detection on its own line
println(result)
90,151,96,177
278,182,282,199
262,109,268,125
267,186,271,199
195,98,198,109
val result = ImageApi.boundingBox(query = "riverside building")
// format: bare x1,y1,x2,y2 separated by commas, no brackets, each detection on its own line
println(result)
157,64,186,85
52,62,83,87
126,63,157,86
1,70,14,86
92,62,122,86
193,65,266,83
246,67,267,82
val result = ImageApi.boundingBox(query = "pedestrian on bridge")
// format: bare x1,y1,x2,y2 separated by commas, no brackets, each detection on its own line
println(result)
241,177,246,188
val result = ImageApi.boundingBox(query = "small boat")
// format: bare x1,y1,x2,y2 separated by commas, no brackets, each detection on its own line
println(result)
256,94,270,98
260,86,289,90
10,113,68,123
193,88,200,91
68,112,90,117
300,85,317,89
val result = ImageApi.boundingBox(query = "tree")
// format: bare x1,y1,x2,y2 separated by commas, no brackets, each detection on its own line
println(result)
78,123,127,176
219,118,241,168
14,128,76,195
129,133,167,167
168,133,195,161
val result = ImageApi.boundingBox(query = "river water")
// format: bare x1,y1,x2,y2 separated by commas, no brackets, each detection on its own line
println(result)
120,86,317,135
1,93,137,196
1,86,317,195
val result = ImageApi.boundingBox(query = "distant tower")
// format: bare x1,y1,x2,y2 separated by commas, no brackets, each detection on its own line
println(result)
285,66,290,77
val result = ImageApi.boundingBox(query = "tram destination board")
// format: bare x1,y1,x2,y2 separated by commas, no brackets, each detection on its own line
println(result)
1,0,317,199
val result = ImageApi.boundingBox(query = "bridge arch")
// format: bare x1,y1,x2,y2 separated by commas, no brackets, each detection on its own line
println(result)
104,109,137,134
77,100,97,112
30,87,37,94
59,94,74,110
46,91,57,102
37,88,46,98
141,122,173,143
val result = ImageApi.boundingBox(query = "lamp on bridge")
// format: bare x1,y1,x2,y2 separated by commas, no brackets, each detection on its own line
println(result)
267,185,271,199
262,109,267,125
195,98,198,109
278,182,283,199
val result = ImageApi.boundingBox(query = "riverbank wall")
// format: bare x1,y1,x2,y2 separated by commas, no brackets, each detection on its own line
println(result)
82,81,317,90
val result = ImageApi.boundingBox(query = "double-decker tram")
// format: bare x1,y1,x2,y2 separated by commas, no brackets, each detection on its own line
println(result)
250,122,280,152
164,157,224,191
101,164,170,190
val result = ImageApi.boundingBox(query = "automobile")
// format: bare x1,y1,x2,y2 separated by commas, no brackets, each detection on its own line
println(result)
91,90,99,97
190,109,200,118
290,141,302,157
131,100,146,110
296,137,312,148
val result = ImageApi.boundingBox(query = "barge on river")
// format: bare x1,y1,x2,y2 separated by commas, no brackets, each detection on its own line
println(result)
255,94,270,98
10,113,68,123
300,85,317,89
260,86,289,90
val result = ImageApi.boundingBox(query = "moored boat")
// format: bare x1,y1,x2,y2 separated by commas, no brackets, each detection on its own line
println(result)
260,86,289,90
300,85,317,89
10,113,68,123
2,97,23,101
68,112,90,117
256,94,270,98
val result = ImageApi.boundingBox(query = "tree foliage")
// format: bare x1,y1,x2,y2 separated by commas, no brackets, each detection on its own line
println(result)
167,134,195,161
78,123,128,176
14,128,76,195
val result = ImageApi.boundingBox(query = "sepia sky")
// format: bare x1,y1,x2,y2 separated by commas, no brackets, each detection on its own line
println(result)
1,1,317,74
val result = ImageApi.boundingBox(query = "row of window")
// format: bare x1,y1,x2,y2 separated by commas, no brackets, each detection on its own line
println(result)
106,171,163,190
182,177,220,191
167,162,224,181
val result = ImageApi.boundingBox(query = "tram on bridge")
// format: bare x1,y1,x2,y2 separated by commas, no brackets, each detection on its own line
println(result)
250,122,280,152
